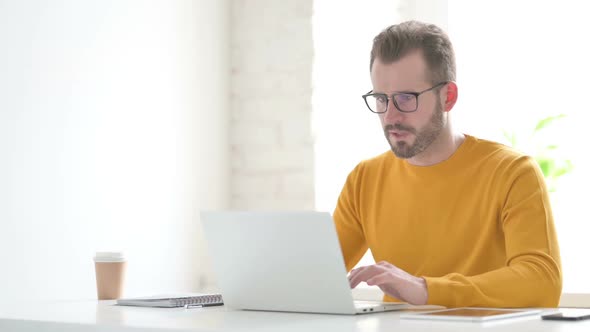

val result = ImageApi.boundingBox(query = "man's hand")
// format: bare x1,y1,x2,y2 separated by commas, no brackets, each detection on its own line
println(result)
348,261,428,305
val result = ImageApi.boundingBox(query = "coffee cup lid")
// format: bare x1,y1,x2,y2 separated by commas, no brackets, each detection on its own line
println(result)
94,251,126,262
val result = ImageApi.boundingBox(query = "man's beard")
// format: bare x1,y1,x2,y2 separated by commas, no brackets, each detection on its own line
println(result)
384,99,445,159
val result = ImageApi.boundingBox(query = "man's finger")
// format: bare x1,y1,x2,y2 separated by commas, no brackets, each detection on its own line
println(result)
348,267,361,280
377,260,394,269
366,272,396,287
348,266,368,288
348,264,384,288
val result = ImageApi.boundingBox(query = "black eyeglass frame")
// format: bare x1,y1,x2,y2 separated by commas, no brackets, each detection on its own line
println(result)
362,81,449,113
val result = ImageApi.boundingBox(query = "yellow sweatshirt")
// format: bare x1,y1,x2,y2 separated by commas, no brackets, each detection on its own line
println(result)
334,135,562,308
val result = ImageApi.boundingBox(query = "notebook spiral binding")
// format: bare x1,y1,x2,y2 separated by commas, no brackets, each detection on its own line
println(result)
171,294,223,307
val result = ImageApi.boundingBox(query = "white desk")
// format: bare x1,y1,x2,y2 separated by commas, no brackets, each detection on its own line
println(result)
0,300,588,332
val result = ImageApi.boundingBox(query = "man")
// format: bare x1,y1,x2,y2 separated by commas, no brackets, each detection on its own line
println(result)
335,21,562,308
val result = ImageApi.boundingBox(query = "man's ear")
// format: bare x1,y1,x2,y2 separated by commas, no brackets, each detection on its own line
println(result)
443,81,458,112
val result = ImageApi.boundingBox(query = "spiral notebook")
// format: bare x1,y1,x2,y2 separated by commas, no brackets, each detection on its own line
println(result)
116,293,224,308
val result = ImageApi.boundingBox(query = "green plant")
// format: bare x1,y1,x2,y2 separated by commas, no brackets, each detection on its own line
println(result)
503,114,573,192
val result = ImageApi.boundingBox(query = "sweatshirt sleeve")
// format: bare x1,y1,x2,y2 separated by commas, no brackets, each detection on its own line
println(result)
333,163,369,272
424,156,562,308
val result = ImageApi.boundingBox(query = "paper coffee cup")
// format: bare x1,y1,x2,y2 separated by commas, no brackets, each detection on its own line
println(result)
94,252,126,300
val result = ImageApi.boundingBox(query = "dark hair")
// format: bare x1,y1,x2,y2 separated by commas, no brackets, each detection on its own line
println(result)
370,20,456,84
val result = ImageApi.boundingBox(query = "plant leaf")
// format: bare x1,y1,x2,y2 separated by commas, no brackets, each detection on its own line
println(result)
533,114,566,133
552,160,574,178
502,130,517,147
536,158,553,178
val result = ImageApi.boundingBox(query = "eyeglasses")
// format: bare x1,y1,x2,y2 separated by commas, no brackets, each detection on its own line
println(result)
362,81,448,113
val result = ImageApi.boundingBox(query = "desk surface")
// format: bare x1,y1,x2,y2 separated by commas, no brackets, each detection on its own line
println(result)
0,300,589,332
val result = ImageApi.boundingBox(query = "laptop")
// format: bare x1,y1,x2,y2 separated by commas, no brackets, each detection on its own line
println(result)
200,211,409,315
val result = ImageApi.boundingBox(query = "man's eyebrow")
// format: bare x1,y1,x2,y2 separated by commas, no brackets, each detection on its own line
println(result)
372,89,417,95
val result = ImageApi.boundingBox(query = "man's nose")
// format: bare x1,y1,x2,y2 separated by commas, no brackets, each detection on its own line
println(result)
384,100,404,122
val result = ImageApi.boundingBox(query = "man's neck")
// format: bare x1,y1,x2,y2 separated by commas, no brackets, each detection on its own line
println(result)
406,128,465,167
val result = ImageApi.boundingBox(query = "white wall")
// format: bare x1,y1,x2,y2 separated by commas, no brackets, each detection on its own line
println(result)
0,0,229,300
229,0,315,210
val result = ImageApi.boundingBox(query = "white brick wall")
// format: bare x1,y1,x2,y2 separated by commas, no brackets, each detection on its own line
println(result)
230,0,315,209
